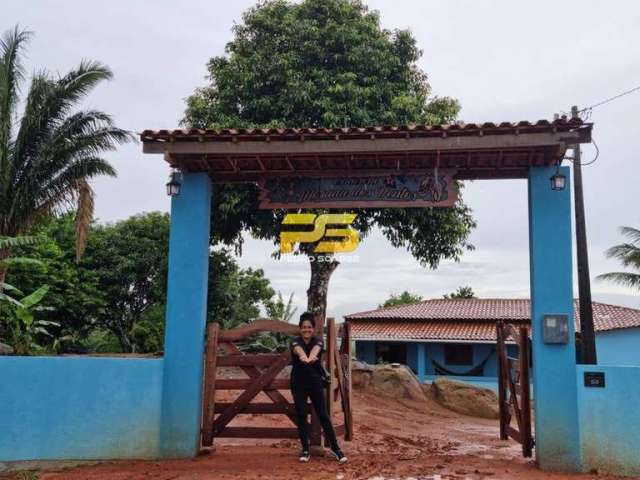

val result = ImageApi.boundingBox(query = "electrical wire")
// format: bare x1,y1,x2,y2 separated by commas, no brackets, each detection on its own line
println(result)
565,138,599,167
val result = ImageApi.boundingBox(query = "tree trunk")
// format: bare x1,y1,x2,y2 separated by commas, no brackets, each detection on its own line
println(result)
0,247,10,287
306,253,340,318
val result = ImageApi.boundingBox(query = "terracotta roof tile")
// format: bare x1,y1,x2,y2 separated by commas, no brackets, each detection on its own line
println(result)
140,118,589,143
347,299,640,342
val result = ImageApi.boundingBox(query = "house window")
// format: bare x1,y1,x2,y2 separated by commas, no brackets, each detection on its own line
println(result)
375,342,407,365
444,344,473,366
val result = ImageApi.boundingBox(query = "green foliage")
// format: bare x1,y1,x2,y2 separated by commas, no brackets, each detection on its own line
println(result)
0,26,132,254
208,248,275,329
6,214,280,353
1,284,58,355
443,285,476,299
6,218,105,346
266,291,298,322
597,226,640,292
184,0,476,316
379,290,423,308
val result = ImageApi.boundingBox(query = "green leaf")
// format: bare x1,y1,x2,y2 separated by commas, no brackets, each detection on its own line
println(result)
19,285,49,309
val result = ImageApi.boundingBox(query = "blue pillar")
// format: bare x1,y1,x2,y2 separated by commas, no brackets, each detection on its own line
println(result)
160,173,211,457
417,343,426,382
528,166,581,471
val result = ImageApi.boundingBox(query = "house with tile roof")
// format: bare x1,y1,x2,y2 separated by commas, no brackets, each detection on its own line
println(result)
346,298,640,387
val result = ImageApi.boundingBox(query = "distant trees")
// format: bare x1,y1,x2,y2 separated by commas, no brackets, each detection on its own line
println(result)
443,286,476,299
2,213,281,354
597,226,640,292
379,291,423,308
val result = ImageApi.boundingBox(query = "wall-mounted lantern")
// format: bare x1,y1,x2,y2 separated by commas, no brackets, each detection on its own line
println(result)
166,169,182,197
550,164,566,191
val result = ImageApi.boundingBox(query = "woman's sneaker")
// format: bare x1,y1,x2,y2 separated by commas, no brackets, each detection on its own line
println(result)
299,450,310,462
332,449,348,464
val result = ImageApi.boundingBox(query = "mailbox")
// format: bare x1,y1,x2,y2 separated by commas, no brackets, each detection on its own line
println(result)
543,314,569,344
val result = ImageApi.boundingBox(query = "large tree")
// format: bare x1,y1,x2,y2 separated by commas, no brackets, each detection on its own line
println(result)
184,0,476,317
0,26,131,281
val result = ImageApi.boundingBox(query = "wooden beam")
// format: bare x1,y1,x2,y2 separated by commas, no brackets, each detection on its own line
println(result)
202,322,219,447
143,131,586,156
214,402,309,415
215,427,302,439
218,319,299,342
215,378,290,390
216,354,284,367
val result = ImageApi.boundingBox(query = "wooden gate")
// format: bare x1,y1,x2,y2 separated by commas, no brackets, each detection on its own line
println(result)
496,321,534,457
201,317,353,447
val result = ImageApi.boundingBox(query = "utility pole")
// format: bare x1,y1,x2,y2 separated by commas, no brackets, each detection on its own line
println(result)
571,105,597,364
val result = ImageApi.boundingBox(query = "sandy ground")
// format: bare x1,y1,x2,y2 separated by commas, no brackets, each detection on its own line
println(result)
2,387,632,480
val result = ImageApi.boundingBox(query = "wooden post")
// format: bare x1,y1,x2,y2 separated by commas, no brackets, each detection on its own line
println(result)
342,321,353,441
519,325,533,457
325,318,337,447
202,322,219,447
310,314,325,447
496,322,508,440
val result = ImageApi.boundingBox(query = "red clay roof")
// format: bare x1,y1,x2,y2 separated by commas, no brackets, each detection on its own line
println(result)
347,299,640,342
140,118,589,143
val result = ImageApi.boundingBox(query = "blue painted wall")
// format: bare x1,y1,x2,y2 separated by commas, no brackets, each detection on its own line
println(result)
577,365,640,476
596,328,640,366
161,172,212,457
528,166,581,471
0,357,162,461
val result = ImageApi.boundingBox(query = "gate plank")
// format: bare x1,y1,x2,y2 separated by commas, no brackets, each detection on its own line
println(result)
214,402,309,415
216,354,283,367
215,378,290,390
216,427,301,439
213,352,291,436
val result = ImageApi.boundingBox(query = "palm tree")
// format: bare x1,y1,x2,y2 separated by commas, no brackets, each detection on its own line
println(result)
0,26,132,279
597,226,640,291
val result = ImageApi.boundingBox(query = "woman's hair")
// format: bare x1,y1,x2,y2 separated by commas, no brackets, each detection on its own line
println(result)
298,311,316,328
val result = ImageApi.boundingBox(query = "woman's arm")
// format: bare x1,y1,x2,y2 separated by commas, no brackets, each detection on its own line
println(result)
307,345,321,363
292,345,311,363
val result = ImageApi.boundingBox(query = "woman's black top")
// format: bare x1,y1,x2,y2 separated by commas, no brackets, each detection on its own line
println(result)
290,335,324,378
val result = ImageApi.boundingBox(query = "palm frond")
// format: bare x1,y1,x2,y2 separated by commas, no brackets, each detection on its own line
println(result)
619,226,640,246
603,243,640,269
0,235,38,249
74,179,93,262
596,272,640,290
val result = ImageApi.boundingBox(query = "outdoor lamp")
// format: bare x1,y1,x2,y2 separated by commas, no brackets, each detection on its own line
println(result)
166,169,182,197
550,165,566,191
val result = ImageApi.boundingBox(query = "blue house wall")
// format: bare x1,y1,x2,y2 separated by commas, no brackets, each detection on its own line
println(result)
596,328,640,366
355,339,518,387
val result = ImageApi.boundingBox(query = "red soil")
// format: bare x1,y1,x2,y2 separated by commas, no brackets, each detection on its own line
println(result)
10,388,628,480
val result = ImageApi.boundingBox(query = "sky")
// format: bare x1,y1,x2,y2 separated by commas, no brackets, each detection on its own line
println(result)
4,1,640,319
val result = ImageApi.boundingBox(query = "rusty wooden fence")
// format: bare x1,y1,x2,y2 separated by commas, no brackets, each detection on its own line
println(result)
496,321,534,458
200,317,353,447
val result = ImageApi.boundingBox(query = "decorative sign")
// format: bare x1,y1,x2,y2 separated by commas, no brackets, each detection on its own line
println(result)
258,171,458,209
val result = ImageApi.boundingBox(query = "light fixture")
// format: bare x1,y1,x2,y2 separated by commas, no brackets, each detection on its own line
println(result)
550,163,566,191
166,169,182,197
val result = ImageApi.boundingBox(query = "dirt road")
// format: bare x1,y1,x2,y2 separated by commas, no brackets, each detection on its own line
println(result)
6,389,628,480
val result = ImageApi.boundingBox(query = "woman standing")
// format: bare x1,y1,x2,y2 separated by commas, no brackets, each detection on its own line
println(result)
290,312,347,463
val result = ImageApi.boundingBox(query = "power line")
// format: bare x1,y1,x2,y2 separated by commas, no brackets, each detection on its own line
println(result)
579,84,640,113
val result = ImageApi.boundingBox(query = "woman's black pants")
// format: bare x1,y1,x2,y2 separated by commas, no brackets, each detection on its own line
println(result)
290,373,340,452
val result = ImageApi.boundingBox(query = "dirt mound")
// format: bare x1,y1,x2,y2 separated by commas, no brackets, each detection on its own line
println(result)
430,377,499,419
354,363,426,402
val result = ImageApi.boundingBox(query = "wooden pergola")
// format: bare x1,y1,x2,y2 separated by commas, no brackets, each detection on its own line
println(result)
141,118,592,182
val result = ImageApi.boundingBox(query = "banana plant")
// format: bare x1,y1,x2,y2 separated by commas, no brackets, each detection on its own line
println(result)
2,285,58,355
